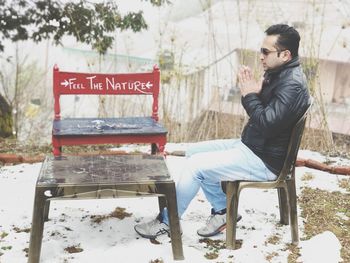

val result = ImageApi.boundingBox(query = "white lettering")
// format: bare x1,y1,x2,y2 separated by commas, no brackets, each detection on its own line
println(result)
90,78,154,94
92,82,103,90
86,76,96,90
63,78,86,90
133,81,141,90
105,77,115,90
121,82,127,90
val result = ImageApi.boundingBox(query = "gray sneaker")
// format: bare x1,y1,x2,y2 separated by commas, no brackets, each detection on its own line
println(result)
134,214,170,239
197,209,242,237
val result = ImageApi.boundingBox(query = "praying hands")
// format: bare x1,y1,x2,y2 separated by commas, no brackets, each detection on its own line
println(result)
237,66,263,97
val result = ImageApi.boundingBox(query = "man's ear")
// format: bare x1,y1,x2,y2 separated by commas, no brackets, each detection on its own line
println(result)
282,50,292,61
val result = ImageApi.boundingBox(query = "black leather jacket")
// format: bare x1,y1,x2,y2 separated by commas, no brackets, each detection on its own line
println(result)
241,56,310,175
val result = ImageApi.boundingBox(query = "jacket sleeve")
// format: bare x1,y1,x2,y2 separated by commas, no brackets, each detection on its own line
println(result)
241,80,302,138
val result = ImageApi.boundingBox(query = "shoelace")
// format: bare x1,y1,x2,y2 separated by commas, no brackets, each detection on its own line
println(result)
205,214,216,226
150,219,168,235
151,218,161,227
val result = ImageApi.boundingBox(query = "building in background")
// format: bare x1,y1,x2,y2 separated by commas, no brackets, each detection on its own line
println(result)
0,0,349,142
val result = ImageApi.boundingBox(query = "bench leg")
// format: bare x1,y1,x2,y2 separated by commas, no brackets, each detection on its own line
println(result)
158,143,165,154
158,183,184,260
28,188,48,263
52,136,62,156
151,143,158,155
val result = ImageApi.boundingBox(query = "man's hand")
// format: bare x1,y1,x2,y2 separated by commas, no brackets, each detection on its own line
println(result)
237,66,263,97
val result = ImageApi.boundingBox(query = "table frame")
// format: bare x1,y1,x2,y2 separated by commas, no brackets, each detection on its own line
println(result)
28,155,184,262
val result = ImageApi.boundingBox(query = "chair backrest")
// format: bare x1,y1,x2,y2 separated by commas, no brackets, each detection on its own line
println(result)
53,65,161,121
277,98,313,182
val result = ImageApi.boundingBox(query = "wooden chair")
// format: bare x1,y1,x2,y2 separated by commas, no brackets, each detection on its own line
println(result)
222,100,312,249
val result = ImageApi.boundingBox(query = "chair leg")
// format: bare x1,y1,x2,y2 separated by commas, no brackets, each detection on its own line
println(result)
226,181,240,250
278,187,289,225
286,178,299,245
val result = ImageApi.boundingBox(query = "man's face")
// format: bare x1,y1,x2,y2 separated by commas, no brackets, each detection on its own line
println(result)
260,35,289,71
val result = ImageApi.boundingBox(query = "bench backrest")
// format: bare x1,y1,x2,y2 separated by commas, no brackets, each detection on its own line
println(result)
53,65,161,121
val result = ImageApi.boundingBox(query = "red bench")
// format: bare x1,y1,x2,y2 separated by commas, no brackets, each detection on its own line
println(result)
52,65,167,156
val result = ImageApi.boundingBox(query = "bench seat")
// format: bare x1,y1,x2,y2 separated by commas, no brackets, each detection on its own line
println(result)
53,117,167,136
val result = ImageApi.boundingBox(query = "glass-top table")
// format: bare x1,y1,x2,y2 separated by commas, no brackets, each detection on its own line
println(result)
28,154,184,262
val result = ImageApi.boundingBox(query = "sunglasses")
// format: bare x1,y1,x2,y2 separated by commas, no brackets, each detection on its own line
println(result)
260,48,285,56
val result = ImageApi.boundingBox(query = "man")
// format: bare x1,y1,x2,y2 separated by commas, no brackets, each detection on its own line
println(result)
134,24,310,239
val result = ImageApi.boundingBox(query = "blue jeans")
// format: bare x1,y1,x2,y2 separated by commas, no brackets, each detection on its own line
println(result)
162,139,277,225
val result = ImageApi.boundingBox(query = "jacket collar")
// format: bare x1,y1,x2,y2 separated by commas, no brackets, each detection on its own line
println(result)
264,56,300,79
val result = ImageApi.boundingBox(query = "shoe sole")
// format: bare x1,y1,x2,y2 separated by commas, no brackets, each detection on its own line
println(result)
134,226,169,239
197,214,242,238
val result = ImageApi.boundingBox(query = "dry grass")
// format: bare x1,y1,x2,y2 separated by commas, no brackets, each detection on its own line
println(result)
64,244,83,254
90,207,132,224
0,139,133,164
285,186,349,262
265,251,279,262
339,179,350,192
301,128,350,158
198,237,227,258
186,111,245,142
299,187,350,262
301,172,315,181
0,138,51,155
164,111,245,143
285,244,301,263
265,234,281,245
198,237,241,261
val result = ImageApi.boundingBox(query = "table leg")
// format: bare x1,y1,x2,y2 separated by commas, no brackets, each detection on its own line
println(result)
158,183,184,260
28,188,48,263
43,200,51,222
158,196,166,213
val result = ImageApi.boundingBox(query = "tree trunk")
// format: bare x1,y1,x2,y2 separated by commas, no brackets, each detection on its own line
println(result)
0,94,13,137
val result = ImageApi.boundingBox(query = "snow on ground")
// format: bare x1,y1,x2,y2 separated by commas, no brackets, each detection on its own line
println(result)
0,144,348,263
298,231,342,263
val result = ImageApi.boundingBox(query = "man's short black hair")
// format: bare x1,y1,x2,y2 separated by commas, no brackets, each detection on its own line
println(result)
265,24,300,58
